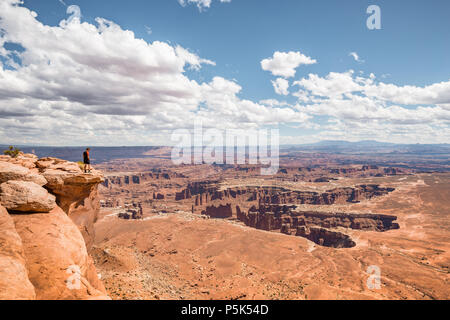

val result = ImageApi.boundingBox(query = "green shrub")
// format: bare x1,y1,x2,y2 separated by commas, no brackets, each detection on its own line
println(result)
3,146,21,158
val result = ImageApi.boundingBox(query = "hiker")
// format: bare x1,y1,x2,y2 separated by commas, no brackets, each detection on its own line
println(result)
83,148,92,173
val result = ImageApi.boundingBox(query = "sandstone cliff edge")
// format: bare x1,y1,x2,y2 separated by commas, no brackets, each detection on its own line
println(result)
0,153,109,300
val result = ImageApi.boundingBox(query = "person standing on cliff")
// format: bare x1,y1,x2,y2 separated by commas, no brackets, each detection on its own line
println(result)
83,148,92,173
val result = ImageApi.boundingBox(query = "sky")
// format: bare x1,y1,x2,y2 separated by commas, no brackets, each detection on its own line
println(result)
0,0,449,146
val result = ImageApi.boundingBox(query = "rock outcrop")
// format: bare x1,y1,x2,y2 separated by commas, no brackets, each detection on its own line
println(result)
201,204,233,219
238,204,399,232
118,203,143,220
188,184,395,207
0,161,47,186
235,204,399,248
0,180,56,213
0,153,39,170
37,157,104,249
102,171,184,188
13,207,108,300
176,188,192,201
296,226,356,248
0,205,36,300
0,155,108,300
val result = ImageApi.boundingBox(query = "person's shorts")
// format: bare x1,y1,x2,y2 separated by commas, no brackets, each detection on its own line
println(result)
84,160,90,165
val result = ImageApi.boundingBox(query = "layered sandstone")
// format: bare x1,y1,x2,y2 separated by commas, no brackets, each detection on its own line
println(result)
0,161,47,186
37,157,104,249
0,180,56,213
0,155,108,300
182,184,395,208
295,226,356,248
238,205,399,232
236,204,399,248
13,207,108,300
201,204,233,219
0,205,36,300
102,171,185,188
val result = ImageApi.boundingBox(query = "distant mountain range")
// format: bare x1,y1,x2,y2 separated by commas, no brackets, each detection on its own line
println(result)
2,140,449,149
290,140,449,148
283,140,450,154
1,140,449,163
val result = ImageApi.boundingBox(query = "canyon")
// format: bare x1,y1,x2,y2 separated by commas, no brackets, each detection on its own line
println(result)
1,146,449,300
91,148,449,300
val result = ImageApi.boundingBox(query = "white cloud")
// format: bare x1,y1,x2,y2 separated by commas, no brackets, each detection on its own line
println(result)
175,46,216,70
261,51,317,78
178,0,231,11
349,52,364,63
364,81,450,105
259,99,289,107
0,1,447,145
293,70,363,98
199,77,309,127
292,70,450,142
271,78,290,96
0,0,308,145
294,70,450,106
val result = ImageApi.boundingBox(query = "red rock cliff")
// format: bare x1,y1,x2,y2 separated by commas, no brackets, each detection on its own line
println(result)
0,153,109,300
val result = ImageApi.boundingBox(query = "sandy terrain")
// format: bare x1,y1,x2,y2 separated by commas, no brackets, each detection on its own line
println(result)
92,170,449,300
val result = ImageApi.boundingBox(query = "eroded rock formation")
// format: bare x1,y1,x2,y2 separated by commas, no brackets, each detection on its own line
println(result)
0,154,109,300
0,161,47,185
118,203,143,220
201,204,233,219
37,157,104,249
0,180,56,213
185,184,395,208
0,205,36,300
102,171,184,188
296,226,356,248
236,204,399,248
13,207,108,300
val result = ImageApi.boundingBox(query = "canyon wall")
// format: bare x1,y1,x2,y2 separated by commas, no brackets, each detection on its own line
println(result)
0,154,109,300
201,204,233,219
183,184,395,208
238,205,399,232
102,171,185,188
236,204,399,248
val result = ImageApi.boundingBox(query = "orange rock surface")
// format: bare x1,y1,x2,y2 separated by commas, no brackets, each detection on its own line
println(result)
0,154,109,300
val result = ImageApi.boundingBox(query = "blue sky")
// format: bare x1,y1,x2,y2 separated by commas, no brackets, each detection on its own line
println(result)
25,0,450,96
0,0,449,145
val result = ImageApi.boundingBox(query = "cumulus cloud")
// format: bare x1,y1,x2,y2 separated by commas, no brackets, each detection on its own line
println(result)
292,70,450,143
0,0,308,145
259,99,289,107
261,51,317,78
0,0,447,145
178,0,231,11
271,78,290,96
293,71,363,98
293,70,450,106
